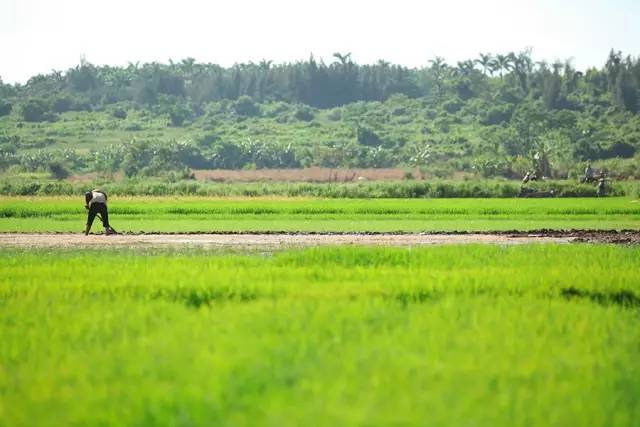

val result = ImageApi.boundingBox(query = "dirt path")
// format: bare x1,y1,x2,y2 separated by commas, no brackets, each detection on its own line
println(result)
1,231,637,249
0,232,576,249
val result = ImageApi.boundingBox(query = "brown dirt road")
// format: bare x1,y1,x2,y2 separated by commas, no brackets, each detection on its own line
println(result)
2,231,637,249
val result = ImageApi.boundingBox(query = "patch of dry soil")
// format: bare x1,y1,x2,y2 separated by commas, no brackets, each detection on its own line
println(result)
1,231,636,249
0,232,575,249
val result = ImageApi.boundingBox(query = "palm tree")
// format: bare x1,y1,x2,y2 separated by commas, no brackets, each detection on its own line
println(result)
512,50,533,92
551,61,563,75
493,54,513,79
456,60,476,77
562,59,581,93
428,56,448,98
50,69,63,83
332,52,352,68
258,60,273,71
179,57,197,78
476,53,493,75
126,61,140,72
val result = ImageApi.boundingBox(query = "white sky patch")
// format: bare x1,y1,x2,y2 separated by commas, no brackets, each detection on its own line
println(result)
1,0,639,83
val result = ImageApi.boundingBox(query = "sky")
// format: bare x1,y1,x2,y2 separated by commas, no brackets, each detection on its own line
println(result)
1,0,639,84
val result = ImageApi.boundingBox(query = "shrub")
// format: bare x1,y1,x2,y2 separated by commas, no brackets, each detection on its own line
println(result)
294,106,314,121
124,122,143,131
0,179,633,198
262,102,291,118
233,96,260,117
20,98,54,122
442,98,463,114
47,161,71,180
434,117,450,133
51,96,74,113
0,100,12,117
168,104,193,127
356,126,383,147
481,104,513,125
112,109,127,119
169,109,187,127
326,109,342,121
604,141,636,159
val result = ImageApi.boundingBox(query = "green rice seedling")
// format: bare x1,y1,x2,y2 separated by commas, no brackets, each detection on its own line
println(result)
0,196,638,232
0,245,638,426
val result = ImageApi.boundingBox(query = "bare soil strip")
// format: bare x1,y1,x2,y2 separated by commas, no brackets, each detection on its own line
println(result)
1,231,637,249
0,232,605,249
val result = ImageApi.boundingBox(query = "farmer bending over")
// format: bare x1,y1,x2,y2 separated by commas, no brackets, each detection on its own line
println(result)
84,189,115,235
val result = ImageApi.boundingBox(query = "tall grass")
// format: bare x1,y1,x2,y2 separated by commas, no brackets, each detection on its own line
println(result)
0,245,639,427
0,178,633,197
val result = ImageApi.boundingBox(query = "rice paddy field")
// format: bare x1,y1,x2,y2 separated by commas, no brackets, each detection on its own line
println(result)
0,245,639,426
1,196,640,233
1,195,639,426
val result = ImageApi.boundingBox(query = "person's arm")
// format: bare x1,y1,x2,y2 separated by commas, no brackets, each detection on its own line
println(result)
85,192,93,209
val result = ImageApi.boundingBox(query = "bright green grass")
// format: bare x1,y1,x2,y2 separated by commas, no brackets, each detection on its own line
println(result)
1,196,639,232
0,245,639,426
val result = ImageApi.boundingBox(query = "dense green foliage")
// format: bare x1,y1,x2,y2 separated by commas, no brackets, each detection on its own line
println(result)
1,51,640,179
1,245,639,426
1,197,638,232
3,51,640,111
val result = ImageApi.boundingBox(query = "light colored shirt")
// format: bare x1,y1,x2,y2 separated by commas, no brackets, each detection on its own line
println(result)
88,191,106,207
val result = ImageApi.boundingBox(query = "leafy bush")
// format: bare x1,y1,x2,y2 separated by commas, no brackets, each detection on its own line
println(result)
442,98,463,114
18,150,54,171
0,178,632,198
356,126,383,147
47,161,71,180
112,109,127,119
0,100,12,117
123,122,142,131
51,96,74,113
20,98,55,122
233,96,260,117
481,104,513,125
294,105,314,121
326,108,342,121
169,107,189,127
604,141,636,159
472,157,512,178
262,102,292,118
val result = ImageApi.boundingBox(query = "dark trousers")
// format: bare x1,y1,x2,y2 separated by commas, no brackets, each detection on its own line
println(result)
87,203,110,229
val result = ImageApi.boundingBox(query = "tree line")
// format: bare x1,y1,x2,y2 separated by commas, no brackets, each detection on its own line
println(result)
1,50,639,181
1,50,638,115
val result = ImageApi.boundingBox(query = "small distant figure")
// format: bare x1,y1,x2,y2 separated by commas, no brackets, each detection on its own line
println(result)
522,172,531,185
584,162,594,183
84,189,116,235
597,177,606,197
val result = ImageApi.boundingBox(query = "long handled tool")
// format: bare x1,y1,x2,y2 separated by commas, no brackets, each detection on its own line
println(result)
96,213,117,234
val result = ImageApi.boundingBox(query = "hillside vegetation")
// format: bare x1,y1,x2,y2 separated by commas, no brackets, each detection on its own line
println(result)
1,50,639,180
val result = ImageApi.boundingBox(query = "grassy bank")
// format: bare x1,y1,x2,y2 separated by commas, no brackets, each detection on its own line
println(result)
1,178,637,198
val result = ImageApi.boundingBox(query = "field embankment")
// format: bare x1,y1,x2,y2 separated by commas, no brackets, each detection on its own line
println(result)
2,178,638,198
